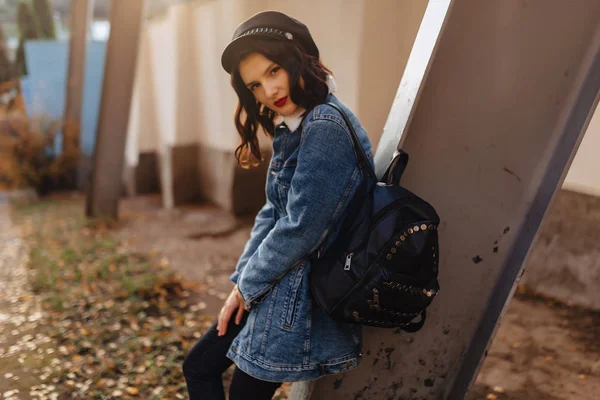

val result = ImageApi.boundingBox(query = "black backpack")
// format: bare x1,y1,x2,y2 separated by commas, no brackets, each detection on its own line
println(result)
309,102,440,332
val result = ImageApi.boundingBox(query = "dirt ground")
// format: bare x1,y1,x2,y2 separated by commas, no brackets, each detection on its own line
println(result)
117,194,600,400
466,294,600,400
117,195,253,317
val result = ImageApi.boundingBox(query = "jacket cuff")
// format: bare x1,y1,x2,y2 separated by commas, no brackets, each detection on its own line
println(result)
237,280,273,309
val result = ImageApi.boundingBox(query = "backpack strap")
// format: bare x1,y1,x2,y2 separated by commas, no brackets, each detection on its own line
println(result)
325,102,410,185
325,102,378,183
381,149,409,185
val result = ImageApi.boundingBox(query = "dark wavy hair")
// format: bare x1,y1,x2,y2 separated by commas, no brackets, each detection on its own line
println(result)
229,37,332,168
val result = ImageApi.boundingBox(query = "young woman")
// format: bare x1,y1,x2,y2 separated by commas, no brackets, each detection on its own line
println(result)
183,11,374,400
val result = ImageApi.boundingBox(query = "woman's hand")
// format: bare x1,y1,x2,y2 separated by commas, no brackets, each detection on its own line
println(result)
217,285,249,336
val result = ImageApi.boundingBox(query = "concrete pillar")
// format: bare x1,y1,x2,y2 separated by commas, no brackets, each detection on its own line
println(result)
63,0,93,188
145,7,176,209
63,0,93,145
300,1,600,399
86,0,145,218
170,4,201,205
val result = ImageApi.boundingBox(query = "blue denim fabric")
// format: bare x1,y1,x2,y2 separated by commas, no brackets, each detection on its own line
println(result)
227,94,374,382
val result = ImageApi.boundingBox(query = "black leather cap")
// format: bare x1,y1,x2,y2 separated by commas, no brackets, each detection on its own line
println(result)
221,11,319,74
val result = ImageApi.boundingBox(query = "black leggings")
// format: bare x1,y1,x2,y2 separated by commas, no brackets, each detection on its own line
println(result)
182,315,282,400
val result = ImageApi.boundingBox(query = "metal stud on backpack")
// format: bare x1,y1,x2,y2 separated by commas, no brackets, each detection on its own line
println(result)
309,102,441,332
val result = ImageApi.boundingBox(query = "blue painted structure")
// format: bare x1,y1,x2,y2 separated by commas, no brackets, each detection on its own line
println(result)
21,39,107,156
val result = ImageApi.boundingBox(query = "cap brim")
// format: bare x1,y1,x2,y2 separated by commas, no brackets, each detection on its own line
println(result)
221,34,280,74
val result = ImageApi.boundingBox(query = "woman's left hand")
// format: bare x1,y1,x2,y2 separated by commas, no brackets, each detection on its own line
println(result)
216,285,249,336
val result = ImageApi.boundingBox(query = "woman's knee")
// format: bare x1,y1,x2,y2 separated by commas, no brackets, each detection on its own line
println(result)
182,351,212,380
182,353,198,379
182,321,235,381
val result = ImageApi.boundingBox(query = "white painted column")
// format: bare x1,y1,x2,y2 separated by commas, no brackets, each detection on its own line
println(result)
146,9,177,209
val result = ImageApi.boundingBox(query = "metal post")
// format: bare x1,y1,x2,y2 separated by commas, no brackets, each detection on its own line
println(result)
304,1,600,399
86,0,146,218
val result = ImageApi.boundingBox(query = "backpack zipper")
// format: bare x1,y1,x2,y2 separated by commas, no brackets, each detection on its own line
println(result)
342,198,423,272
344,252,354,270
341,199,436,282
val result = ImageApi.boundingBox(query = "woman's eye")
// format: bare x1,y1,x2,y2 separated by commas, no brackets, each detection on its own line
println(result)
270,67,280,75
250,83,259,91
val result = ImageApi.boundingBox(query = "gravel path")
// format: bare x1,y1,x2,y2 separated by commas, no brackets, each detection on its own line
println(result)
0,195,60,400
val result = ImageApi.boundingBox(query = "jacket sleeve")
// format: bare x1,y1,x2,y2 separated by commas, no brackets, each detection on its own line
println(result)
230,199,276,284
237,118,361,307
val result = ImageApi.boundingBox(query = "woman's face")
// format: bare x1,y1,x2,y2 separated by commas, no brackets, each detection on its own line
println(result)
239,52,300,116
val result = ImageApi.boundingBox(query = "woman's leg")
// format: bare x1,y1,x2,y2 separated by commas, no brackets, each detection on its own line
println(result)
229,367,282,400
182,315,246,400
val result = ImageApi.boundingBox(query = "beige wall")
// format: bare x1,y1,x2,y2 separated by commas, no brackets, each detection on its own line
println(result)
147,11,178,146
563,105,600,196
125,27,159,166
188,0,245,151
357,0,429,150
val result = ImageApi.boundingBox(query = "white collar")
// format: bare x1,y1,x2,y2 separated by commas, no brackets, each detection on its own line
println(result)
274,75,337,133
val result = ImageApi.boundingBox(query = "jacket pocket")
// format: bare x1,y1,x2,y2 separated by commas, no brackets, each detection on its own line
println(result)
274,161,296,189
281,262,306,330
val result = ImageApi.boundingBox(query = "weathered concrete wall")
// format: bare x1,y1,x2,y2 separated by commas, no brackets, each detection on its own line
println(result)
521,189,600,310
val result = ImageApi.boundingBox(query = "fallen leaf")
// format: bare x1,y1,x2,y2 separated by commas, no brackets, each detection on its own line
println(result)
127,387,139,395
492,386,505,393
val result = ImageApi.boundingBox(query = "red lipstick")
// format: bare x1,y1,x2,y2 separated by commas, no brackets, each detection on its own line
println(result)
275,97,288,107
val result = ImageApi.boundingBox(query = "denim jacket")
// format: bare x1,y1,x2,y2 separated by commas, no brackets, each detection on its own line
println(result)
227,94,375,382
